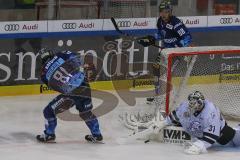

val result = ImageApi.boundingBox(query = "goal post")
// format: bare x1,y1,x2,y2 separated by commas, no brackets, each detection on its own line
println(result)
161,46,240,120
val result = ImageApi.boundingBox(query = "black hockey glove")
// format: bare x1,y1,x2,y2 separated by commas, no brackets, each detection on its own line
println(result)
137,35,156,47
38,48,55,64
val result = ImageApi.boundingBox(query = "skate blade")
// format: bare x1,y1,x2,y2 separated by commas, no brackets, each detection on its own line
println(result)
86,140,105,144
146,102,154,105
37,140,56,143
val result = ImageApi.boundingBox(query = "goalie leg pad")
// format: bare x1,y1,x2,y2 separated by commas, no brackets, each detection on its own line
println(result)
217,124,236,145
232,127,240,146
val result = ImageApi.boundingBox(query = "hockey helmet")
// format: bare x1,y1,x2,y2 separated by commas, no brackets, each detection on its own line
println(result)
159,0,172,12
39,48,55,64
188,91,205,113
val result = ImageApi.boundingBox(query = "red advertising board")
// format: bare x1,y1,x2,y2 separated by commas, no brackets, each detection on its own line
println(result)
214,4,237,15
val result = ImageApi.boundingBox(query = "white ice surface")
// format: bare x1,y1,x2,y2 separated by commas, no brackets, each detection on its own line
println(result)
0,93,239,160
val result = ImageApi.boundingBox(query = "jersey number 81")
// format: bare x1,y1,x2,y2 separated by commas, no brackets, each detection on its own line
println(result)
53,67,73,83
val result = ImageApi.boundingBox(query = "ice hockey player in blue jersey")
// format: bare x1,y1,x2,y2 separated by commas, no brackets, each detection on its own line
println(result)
138,0,192,48
152,91,240,154
137,0,192,104
36,48,103,143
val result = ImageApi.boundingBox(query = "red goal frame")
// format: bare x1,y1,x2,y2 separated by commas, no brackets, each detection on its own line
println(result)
165,49,240,114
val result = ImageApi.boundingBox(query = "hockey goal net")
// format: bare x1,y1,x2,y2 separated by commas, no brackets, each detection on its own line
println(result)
161,46,240,120
100,0,156,18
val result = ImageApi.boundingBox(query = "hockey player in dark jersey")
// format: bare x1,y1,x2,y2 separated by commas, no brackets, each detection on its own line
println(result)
36,48,103,143
137,0,192,104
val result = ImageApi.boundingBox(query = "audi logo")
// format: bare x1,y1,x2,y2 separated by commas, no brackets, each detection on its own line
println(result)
117,21,131,28
4,24,20,31
220,18,233,24
62,23,77,29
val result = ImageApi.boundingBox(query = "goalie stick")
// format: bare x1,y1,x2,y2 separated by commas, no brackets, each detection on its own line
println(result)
110,17,163,49
118,58,181,143
136,56,196,143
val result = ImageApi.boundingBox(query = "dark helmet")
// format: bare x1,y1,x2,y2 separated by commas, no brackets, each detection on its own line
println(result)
188,91,205,113
159,0,172,12
38,48,55,64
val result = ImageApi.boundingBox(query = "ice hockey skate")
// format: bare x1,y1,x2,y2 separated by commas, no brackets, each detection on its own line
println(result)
146,97,155,105
36,131,56,143
85,134,104,144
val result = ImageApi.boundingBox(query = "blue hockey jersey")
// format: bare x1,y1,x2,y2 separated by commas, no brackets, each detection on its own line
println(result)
156,16,192,48
41,51,85,94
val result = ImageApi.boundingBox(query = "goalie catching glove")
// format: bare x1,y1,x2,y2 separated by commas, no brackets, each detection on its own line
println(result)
151,118,168,134
119,111,169,141
137,35,156,47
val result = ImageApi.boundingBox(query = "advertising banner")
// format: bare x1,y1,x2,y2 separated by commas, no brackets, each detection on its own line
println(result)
1,34,240,87
0,16,240,88
0,36,157,86
208,15,240,27
0,21,47,34
48,19,103,32
179,16,207,28
102,18,157,30
214,4,237,15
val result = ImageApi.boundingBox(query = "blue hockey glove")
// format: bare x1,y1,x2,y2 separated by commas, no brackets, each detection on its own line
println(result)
179,35,192,47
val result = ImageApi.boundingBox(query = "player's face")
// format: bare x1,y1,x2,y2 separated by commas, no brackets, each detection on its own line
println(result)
188,100,199,114
160,9,171,23
188,98,204,114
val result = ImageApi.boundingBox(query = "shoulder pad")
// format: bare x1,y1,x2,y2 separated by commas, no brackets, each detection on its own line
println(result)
172,17,184,29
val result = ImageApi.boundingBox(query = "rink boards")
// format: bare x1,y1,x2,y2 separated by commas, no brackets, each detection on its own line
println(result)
0,73,239,96
0,15,239,96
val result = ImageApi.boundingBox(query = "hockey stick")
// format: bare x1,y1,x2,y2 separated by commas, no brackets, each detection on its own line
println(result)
116,126,155,144
110,17,163,49
117,113,169,145
118,58,181,144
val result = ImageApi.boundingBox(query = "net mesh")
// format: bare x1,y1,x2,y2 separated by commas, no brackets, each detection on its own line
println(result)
162,46,240,120
100,0,159,18
38,0,160,19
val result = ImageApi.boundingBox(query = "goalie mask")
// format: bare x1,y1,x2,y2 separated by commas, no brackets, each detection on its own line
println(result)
188,91,205,114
